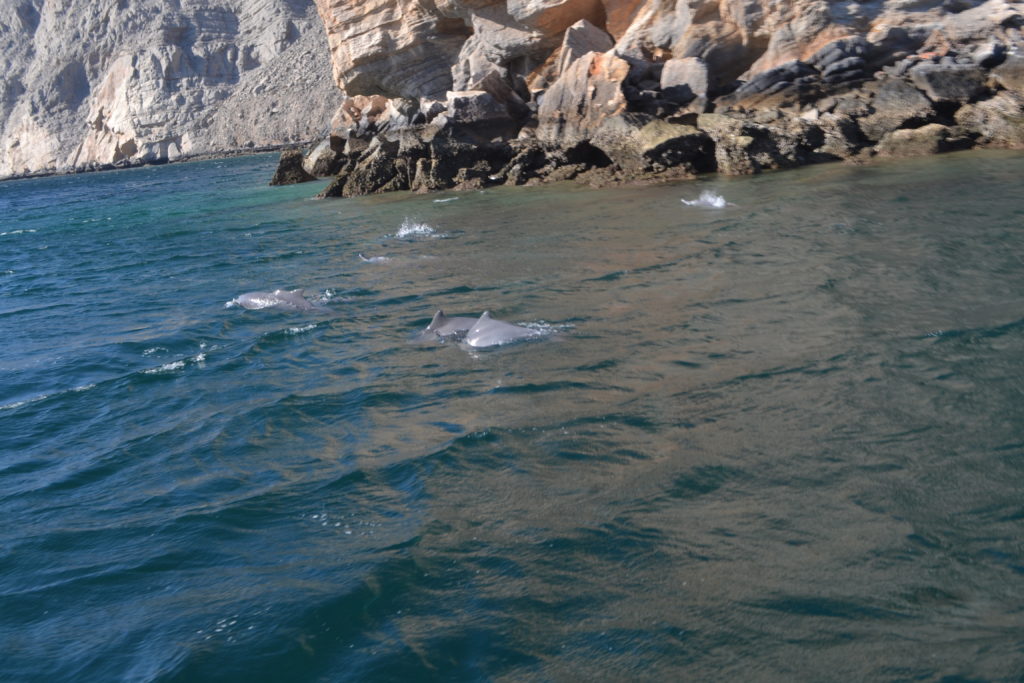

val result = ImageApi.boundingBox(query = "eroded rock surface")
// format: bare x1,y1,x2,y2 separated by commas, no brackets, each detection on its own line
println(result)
1,0,341,179
293,0,1024,196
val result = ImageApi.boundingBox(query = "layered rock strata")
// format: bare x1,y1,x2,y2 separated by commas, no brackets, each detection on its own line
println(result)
283,0,1024,195
1,0,341,179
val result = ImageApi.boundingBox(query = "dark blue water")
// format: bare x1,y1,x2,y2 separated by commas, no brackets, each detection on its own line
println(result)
2,151,1024,681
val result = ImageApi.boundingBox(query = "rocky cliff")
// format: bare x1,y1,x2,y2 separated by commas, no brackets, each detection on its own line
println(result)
286,0,1024,195
0,0,341,179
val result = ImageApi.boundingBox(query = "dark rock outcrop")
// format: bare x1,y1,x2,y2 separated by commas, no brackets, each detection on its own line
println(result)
270,149,317,185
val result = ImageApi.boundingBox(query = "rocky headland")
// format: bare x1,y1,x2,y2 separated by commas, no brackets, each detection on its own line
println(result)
0,0,341,180
274,0,1024,196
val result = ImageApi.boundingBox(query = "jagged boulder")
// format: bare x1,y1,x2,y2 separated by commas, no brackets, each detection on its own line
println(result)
955,91,1024,146
660,57,709,104
585,115,711,176
537,51,630,143
507,0,607,36
303,136,347,177
875,123,956,157
696,113,821,175
334,95,392,137
270,149,317,185
809,37,870,72
556,19,614,77
909,62,988,102
993,54,1024,91
858,78,935,142
717,61,819,110
813,113,868,160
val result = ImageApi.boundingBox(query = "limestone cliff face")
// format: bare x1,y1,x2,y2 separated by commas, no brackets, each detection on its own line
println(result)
314,0,1021,98
0,0,341,179
295,0,1024,198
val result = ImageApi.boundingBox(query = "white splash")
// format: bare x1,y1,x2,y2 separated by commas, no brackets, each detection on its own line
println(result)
395,218,436,238
288,323,317,335
433,197,460,203
0,229,37,237
359,253,391,263
681,190,733,208
142,347,168,356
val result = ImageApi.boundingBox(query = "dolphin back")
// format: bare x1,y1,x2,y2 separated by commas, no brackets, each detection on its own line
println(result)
465,311,541,348
232,289,318,311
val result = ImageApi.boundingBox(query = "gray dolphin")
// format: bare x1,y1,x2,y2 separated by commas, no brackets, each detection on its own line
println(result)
464,311,542,348
416,309,477,342
231,289,318,311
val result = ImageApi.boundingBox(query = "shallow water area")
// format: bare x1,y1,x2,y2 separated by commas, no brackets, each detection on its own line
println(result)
2,151,1024,681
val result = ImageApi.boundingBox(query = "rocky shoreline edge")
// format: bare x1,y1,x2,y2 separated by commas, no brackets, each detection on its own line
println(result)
0,143,319,184
272,20,1024,197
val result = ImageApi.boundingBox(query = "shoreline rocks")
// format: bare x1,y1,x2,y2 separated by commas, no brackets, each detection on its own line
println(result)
275,8,1024,196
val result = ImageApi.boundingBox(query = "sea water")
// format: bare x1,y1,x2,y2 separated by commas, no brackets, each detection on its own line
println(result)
2,151,1023,681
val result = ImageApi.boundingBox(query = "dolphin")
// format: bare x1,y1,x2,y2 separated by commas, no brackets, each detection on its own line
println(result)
231,289,319,311
416,309,477,342
464,311,542,348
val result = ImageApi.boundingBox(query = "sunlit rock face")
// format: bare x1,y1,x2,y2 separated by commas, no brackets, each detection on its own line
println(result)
0,0,341,179
294,0,1024,197
315,0,1023,100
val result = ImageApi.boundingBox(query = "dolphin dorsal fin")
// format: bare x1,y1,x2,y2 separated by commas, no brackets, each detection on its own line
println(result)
428,310,447,329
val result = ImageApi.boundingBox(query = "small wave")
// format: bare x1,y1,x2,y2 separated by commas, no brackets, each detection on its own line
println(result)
143,348,206,375
144,360,186,375
359,253,392,263
394,218,439,239
0,382,97,412
0,229,37,237
681,190,733,208
1,398,35,412
142,347,168,356
432,197,460,203
288,323,317,335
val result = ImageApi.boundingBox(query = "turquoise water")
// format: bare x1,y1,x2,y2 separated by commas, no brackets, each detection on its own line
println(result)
2,151,1024,681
